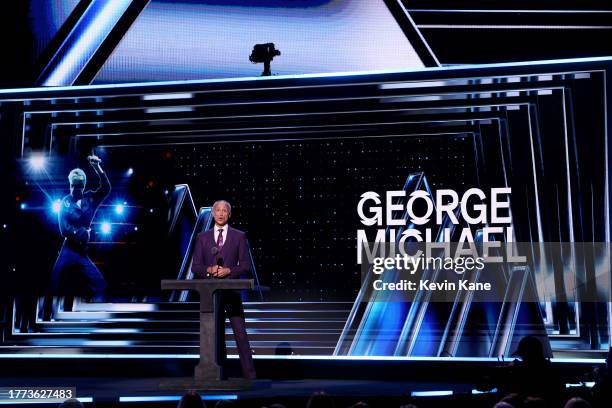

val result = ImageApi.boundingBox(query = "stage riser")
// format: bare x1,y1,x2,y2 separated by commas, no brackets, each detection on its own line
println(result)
3,302,349,355
51,311,351,320
32,321,346,331
10,298,553,358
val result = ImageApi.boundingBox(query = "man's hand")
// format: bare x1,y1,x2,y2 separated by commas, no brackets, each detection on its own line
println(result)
212,266,231,278
87,155,103,172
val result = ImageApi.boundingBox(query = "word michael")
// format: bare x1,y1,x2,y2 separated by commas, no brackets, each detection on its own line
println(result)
356,187,523,264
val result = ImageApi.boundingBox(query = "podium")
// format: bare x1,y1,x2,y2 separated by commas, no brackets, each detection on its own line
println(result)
161,278,254,388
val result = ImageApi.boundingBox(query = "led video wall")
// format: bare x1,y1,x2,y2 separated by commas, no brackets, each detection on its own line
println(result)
0,58,610,359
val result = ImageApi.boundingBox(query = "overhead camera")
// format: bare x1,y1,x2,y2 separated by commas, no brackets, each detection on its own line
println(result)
249,43,281,77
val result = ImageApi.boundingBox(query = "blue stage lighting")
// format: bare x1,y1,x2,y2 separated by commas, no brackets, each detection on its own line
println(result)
115,204,125,215
472,388,498,395
126,168,134,176
411,390,453,397
101,222,111,234
20,203,27,210
119,395,237,402
29,154,46,171
52,199,62,214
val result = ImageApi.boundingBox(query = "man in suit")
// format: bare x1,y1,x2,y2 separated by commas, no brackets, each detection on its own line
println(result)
191,200,256,379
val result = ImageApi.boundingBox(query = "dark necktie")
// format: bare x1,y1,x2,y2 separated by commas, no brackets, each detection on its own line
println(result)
217,229,224,248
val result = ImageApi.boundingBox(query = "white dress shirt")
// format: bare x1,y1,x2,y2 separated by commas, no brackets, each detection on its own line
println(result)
215,224,228,246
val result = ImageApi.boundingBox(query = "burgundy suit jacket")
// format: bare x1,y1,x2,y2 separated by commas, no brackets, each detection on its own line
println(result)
191,226,251,279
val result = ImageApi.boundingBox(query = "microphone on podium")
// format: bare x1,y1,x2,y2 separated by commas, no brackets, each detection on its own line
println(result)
215,257,224,278
209,246,223,278
208,246,218,278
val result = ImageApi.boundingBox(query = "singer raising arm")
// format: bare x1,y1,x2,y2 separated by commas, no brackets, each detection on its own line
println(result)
89,154,111,203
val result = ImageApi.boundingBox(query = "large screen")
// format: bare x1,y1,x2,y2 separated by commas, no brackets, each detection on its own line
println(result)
0,57,610,361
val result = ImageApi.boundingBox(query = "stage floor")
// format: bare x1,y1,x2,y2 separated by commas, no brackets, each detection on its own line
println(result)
0,376,493,407
0,355,600,407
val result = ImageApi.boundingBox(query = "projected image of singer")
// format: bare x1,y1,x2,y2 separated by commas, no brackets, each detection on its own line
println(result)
50,155,110,301
191,200,256,379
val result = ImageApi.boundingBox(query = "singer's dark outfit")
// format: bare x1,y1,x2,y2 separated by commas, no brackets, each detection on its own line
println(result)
50,172,111,298
191,226,256,379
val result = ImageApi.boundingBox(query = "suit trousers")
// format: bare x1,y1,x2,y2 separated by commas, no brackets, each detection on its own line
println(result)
215,290,256,379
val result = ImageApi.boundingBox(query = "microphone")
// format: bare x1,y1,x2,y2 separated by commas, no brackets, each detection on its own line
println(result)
209,246,224,278
207,246,219,278
212,258,224,278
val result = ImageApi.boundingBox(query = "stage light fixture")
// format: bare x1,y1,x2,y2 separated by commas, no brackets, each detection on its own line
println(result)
20,203,26,210
52,199,62,214
101,222,111,234
115,204,125,215
411,390,453,397
249,43,281,76
29,154,46,171
126,168,134,176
